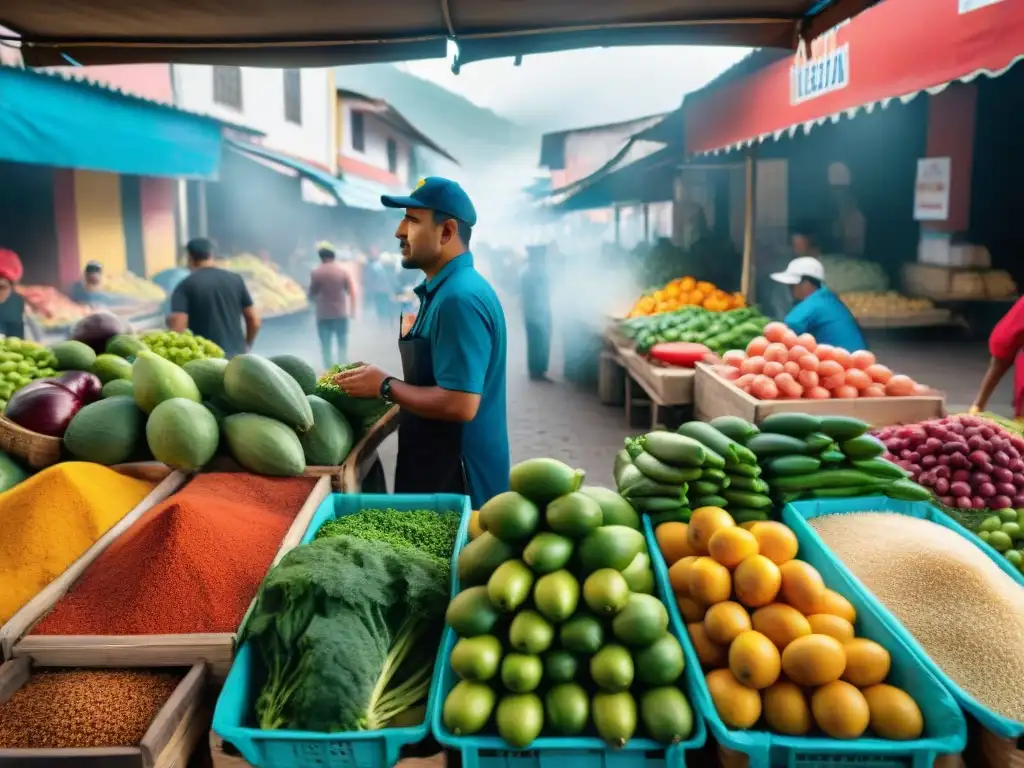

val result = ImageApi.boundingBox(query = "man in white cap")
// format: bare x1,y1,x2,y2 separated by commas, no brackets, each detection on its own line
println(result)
770,255,866,351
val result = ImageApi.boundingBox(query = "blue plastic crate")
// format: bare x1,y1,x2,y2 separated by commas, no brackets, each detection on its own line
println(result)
212,492,472,768
645,515,967,768
784,496,1024,740
429,525,708,768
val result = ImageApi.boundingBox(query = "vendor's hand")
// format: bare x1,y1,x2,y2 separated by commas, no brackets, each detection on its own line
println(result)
333,364,389,398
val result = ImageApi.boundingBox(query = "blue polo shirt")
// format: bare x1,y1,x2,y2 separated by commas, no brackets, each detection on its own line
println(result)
411,252,509,508
784,286,867,351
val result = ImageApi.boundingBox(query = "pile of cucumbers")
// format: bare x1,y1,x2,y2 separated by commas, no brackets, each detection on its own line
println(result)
709,413,932,505
615,421,772,526
442,458,694,750
619,307,768,357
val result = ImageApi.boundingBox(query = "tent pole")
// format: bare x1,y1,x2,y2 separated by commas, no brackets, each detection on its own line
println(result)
741,150,757,301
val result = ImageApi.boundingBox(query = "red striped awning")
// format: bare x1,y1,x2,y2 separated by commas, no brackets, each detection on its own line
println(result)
685,0,1024,155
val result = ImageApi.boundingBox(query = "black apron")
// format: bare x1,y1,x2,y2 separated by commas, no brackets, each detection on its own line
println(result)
394,307,469,497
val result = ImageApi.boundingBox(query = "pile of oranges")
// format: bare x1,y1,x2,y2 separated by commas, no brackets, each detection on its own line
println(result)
655,508,925,741
627,277,746,318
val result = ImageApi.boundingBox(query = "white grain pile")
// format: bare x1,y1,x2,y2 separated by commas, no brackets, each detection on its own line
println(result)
810,512,1024,722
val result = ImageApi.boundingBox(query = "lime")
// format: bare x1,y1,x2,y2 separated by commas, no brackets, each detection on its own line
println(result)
999,508,1018,523
1002,522,1022,540
980,516,1002,533
988,530,1013,552
979,530,992,542
1006,549,1023,568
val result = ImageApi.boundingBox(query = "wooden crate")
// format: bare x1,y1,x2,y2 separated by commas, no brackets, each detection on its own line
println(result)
12,477,332,680
903,263,1017,302
693,363,946,426
0,471,188,661
0,658,208,768
339,405,400,492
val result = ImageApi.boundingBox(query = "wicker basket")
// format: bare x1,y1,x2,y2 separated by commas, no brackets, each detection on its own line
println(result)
981,728,1024,768
0,415,62,469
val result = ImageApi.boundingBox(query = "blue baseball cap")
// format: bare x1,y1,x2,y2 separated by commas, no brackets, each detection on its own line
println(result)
381,176,477,227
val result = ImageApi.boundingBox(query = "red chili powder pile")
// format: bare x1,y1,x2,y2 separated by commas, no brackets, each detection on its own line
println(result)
33,473,318,635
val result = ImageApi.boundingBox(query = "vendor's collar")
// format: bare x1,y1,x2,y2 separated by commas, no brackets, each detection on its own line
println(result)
415,252,474,298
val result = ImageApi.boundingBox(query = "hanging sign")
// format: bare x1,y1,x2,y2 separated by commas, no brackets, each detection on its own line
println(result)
913,157,951,221
790,22,851,105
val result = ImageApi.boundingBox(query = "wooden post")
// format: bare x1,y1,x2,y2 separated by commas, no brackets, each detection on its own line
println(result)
643,203,651,242
741,151,758,301
614,205,621,246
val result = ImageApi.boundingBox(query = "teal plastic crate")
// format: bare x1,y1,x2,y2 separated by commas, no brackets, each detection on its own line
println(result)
784,496,1024,740
429,526,708,768
646,515,967,768
212,492,472,768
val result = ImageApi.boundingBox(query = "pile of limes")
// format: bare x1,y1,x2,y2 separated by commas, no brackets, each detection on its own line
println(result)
0,338,59,410
977,509,1024,572
139,329,224,366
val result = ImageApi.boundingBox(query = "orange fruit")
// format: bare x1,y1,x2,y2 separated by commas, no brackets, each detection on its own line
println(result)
751,603,812,650
806,614,855,643
763,679,813,735
688,622,727,669
728,630,781,689
687,507,735,555
708,527,759,568
668,556,699,594
733,554,782,608
656,521,694,564
750,522,799,565
706,668,762,729
811,681,870,740
740,521,759,531
688,557,733,605
862,684,924,740
704,601,752,645
842,638,891,687
676,594,707,623
779,560,826,615
781,634,847,687
816,588,857,623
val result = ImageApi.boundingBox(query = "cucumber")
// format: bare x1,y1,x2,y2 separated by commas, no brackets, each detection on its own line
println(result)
621,479,687,501
774,491,805,504
613,450,631,485
633,452,703,484
690,480,721,497
745,433,809,458
691,494,728,509
640,431,707,467
630,496,687,512
728,463,762,478
722,489,773,509
616,463,645,492
730,508,771,523
885,478,932,501
701,447,727,470
727,475,770,493
759,412,822,438
804,432,834,452
852,458,910,479
820,450,846,464
701,468,728,484
676,422,758,466
765,455,821,476
771,469,880,492
809,484,890,498
709,415,760,443
624,437,644,460
841,435,886,460
649,508,693,526
819,415,870,441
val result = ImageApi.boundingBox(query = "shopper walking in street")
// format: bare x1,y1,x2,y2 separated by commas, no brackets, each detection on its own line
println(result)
363,248,396,327
521,244,552,381
970,296,1024,418
770,255,866,351
308,242,358,369
332,177,509,509
168,238,260,358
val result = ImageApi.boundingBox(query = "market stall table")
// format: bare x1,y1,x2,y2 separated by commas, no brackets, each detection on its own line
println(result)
620,347,695,430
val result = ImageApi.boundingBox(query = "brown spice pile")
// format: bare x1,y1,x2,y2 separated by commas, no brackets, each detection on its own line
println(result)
0,669,183,748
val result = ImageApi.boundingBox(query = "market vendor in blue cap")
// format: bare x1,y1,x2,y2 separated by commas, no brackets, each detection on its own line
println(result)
333,177,510,509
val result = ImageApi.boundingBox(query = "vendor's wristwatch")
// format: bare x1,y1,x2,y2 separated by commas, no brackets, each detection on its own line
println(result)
380,376,396,404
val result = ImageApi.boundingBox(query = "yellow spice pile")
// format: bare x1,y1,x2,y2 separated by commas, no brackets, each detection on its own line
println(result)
810,512,1024,722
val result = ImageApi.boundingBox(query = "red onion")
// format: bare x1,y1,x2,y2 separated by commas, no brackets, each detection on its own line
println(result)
934,477,950,495
921,455,938,468
950,453,970,469
1010,459,1024,473
993,467,1014,484
970,471,991,486
976,482,996,498
918,473,935,488
972,496,988,509
950,468,969,482
56,371,102,403
1011,436,1024,452
937,455,951,466
939,495,954,506
1013,472,1024,486
955,496,973,509
968,450,990,465
981,426,995,439
1013,494,1024,508
992,495,1013,509
934,465,952,480
994,451,1010,468
996,482,1017,497
68,311,132,355
5,384,82,437
950,481,972,498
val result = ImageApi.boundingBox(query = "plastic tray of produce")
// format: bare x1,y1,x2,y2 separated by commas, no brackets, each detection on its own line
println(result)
429,531,707,768
212,493,472,768
647,515,966,768
783,497,1024,740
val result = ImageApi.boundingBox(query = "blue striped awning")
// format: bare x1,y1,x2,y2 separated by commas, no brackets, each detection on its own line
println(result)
335,175,404,212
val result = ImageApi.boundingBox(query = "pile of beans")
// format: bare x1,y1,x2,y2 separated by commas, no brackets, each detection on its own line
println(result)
0,669,182,748
810,512,1024,722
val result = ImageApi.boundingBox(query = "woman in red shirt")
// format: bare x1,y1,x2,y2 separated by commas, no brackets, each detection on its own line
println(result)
971,297,1024,417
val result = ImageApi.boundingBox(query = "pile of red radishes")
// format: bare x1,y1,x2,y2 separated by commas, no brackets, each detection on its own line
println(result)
711,321,926,401
875,415,1024,510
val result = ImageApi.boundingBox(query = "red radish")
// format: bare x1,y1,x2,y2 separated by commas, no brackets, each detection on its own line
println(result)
763,361,785,378
735,373,757,389
866,364,893,384
834,385,859,399
751,375,779,400
775,373,803,399
780,328,799,348
746,336,769,356
862,383,886,398
805,386,831,399
816,344,836,361
817,359,843,377
845,369,871,390
797,369,819,390
850,350,876,369
831,348,853,369
741,356,766,375
714,366,741,381
821,373,846,390
796,333,817,351
886,375,916,396
783,361,802,377
787,345,810,362
798,354,819,371
763,322,788,343
764,343,789,364
723,350,747,367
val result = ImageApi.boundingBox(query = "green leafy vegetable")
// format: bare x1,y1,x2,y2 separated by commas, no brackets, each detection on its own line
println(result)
246,535,448,732
315,508,461,574
314,363,393,432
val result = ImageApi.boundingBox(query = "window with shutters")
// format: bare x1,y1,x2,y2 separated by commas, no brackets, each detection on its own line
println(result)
350,111,365,152
212,66,243,110
386,138,398,174
283,69,302,124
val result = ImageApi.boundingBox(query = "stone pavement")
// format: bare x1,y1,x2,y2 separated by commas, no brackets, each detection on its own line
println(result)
254,304,1015,493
